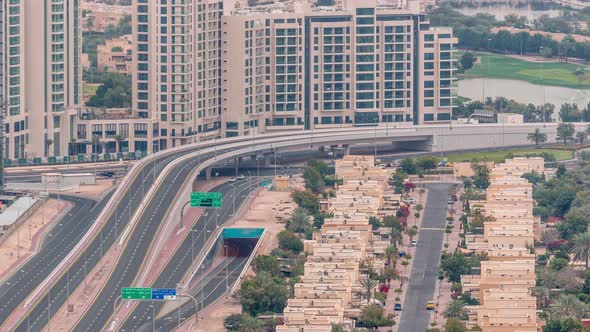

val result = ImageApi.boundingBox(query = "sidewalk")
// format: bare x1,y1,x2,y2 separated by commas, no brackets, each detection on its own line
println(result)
0,199,71,282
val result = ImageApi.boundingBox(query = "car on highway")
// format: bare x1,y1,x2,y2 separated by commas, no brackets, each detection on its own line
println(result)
236,175,246,180
97,171,115,177
426,301,435,310
394,303,402,311
229,177,237,182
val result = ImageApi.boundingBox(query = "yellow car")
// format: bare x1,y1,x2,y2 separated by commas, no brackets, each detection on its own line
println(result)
426,301,435,310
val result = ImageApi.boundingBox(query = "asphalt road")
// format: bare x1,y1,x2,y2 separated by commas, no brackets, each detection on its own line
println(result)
5,164,131,183
118,178,264,331
397,183,451,332
11,152,181,331
69,150,223,331
0,194,109,324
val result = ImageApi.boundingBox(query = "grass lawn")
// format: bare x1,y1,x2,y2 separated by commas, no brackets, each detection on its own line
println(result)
460,52,590,89
83,83,98,95
443,148,574,163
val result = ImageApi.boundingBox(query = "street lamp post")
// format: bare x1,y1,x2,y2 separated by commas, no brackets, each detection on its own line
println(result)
149,305,155,332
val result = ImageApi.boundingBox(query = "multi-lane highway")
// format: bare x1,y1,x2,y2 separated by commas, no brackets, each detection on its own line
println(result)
0,194,110,323
397,183,451,332
3,125,564,331
5,162,132,183
118,178,265,331
9,154,178,331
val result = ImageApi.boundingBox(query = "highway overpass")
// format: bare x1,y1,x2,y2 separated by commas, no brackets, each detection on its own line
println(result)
2,123,582,331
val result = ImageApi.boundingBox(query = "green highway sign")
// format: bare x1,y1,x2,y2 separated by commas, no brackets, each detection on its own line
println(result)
190,192,222,208
121,287,152,300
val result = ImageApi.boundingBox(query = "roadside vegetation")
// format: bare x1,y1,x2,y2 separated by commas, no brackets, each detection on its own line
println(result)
443,148,573,163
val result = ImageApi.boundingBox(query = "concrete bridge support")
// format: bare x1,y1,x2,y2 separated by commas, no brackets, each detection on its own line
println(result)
205,167,212,180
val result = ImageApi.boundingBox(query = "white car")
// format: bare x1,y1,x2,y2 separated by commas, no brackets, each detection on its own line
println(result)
411,240,417,246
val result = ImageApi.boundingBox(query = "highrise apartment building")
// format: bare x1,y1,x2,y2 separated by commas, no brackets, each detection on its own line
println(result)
130,0,222,152
221,0,456,137
1,0,81,159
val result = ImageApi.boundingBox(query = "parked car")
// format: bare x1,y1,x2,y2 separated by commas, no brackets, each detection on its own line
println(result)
394,303,402,311
426,301,435,310
411,240,417,246
399,251,407,257
404,198,416,204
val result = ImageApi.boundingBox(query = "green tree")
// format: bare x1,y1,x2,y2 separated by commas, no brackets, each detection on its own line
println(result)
223,313,245,331
471,163,491,189
550,294,588,319
360,277,379,303
527,128,547,146
291,190,319,214
405,227,418,242
252,255,280,276
440,252,481,283
559,104,581,123
368,216,382,230
240,271,288,316
399,158,417,174
303,166,325,193
85,72,132,108
557,122,576,145
549,257,569,271
416,156,438,170
45,138,54,157
239,315,265,332
357,304,394,328
444,318,466,332
444,299,466,318
571,232,590,269
287,207,311,233
459,52,476,70
278,231,303,254
114,134,124,154
577,131,589,144
543,317,586,332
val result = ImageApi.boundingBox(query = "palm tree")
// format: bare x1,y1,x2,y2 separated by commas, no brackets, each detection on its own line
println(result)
390,228,402,247
45,138,54,157
577,131,589,145
550,294,588,319
287,207,310,233
444,299,466,318
405,227,417,243
385,245,397,267
527,128,547,146
571,232,590,269
557,122,576,145
240,316,264,332
69,138,77,156
114,134,124,154
360,277,379,304
92,135,101,154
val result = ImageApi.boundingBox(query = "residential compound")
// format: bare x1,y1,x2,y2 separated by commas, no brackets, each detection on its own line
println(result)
277,155,399,331
1,0,456,158
461,158,553,331
1,0,81,160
